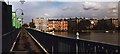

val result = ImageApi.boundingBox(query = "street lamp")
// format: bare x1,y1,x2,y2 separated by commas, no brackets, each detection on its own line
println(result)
90,21,94,29
14,8,24,26
20,0,25,4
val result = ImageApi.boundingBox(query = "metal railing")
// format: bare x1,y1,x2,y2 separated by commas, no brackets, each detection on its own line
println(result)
26,28,120,54
2,29,19,52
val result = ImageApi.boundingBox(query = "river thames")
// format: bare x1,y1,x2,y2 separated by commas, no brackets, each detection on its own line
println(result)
53,30,120,46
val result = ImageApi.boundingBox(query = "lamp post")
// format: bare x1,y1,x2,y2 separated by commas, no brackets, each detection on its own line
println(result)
20,0,25,4
90,21,94,29
14,8,24,27
11,0,25,28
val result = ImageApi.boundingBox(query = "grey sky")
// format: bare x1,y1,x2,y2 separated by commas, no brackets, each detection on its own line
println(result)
10,1,118,23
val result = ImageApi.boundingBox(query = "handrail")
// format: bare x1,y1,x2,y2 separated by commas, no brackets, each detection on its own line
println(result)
26,30,49,54
29,28,120,47
10,30,21,51
26,28,120,53
1,30,15,37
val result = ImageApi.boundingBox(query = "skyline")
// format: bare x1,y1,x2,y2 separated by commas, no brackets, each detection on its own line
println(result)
9,1,118,23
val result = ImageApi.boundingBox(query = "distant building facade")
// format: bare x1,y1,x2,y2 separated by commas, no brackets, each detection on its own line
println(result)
112,18,119,28
68,18,78,32
118,1,120,27
48,19,68,31
93,18,118,30
32,17,119,32
68,17,91,32
104,18,119,29
118,1,120,21
32,17,48,32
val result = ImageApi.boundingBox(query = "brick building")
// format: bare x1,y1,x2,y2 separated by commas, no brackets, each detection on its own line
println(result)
48,19,68,31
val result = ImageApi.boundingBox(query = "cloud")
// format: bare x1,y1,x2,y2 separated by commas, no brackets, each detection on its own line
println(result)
61,6,69,11
10,2,118,23
82,2,101,10
108,3,117,9
92,14,97,16
112,9,117,13
107,10,117,14
44,13,50,17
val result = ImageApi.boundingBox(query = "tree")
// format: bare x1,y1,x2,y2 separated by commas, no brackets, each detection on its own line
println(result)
29,22,36,28
117,26,120,30
94,19,115,30
22,23,29,27
93,19,106,30
78,19,91,30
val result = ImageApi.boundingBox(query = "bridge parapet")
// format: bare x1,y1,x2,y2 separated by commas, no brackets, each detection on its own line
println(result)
26,28,120,54
2,29,19,53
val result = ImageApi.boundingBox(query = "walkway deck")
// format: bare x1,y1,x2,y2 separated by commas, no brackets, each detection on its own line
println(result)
10,28,48,54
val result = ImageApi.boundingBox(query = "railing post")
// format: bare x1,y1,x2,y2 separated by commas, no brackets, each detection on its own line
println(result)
51,37,54,54
76,32,79,54
52,44,54,54
94,46,96,54
52,30,55,35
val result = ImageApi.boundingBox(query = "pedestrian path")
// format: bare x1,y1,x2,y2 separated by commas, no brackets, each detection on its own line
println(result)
17,28,40,52
11,28,48,54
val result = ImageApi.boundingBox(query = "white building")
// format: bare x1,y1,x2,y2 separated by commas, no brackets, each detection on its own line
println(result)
32,17,48,32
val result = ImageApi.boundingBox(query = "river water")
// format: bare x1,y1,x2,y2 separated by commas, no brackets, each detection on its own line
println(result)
53,31,120,46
